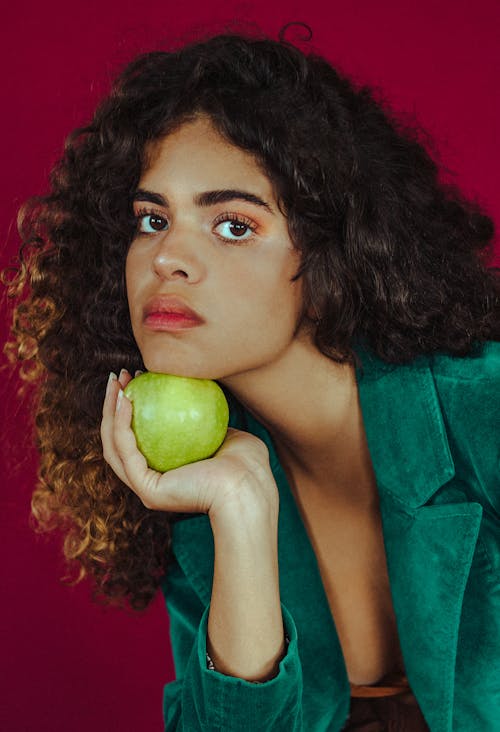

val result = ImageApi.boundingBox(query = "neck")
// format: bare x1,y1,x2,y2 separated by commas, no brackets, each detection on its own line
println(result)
221,332,376,502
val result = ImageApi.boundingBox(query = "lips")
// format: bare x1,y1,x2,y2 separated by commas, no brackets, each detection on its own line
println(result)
143,295,204,330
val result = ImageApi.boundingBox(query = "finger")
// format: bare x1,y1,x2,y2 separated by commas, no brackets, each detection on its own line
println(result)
100,373,130,485
118,368,134,389
101,372,119,440
148,439,270,515
120,453,216,513
112,390,162,505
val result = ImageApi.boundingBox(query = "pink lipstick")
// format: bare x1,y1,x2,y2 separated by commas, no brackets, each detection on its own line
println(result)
143,295,204,332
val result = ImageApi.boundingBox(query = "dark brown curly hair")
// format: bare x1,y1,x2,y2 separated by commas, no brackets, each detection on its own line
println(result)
3,29,499,610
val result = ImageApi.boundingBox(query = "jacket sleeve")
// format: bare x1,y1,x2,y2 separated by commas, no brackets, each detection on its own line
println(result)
160,555,304,731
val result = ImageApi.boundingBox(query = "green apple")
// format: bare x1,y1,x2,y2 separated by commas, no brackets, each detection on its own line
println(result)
124,372,229,472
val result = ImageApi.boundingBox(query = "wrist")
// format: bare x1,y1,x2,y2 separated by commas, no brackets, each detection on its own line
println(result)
206,632,291,682
208,474,279,532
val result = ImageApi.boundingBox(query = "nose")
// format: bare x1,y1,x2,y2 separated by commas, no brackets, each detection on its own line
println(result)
152,226,206,283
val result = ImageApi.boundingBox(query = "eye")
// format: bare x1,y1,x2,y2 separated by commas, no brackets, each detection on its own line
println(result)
213,215,256,242
135,209,169,234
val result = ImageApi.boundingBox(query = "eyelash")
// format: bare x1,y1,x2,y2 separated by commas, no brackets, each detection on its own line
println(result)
134,207,168,234
133,207,258,243
212,212,257,242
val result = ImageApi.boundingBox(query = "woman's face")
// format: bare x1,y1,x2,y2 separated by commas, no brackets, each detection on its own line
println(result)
126,116,305,383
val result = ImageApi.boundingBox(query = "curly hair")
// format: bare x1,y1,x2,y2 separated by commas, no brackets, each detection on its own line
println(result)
3,29,499,610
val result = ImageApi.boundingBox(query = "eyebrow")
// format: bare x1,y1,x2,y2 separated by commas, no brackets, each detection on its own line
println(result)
133,188,274,213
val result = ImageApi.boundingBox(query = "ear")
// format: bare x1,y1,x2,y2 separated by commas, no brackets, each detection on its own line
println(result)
305,301,322,324
299,276,323,324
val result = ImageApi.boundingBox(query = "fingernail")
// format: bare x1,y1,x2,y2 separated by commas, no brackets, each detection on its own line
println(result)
106,372,117,395
119,368,128,383
135,369,144,377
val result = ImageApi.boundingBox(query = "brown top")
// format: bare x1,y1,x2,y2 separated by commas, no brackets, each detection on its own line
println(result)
350,670,412,698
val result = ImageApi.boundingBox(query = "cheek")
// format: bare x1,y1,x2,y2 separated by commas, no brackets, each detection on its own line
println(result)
270,250,304,313
241,260,304,331
124,253,140,311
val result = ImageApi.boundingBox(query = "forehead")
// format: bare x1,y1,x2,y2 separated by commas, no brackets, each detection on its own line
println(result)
141,117,276,198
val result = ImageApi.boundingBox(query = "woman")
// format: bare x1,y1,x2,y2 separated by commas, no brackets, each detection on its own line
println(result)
4,29,499,731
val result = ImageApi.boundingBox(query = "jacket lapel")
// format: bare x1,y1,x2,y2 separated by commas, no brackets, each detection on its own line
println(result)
355,346,483,732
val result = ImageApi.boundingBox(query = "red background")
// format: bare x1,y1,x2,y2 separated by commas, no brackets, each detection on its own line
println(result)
1,1,498,730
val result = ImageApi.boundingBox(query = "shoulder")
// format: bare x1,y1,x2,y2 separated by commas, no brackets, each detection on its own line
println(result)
354,338,499,434
429,340,500,384
428,341,499,514
428,341,499,437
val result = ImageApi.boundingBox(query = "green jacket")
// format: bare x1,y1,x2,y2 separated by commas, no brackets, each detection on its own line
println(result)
160,340,500,731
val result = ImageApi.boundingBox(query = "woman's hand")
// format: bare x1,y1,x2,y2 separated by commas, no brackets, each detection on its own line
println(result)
102,369,284,684
101,369,279,521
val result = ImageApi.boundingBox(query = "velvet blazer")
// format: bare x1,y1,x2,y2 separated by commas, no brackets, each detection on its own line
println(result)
160,340,500,731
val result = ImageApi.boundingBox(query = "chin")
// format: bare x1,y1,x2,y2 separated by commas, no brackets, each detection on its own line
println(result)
142,355,215,380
